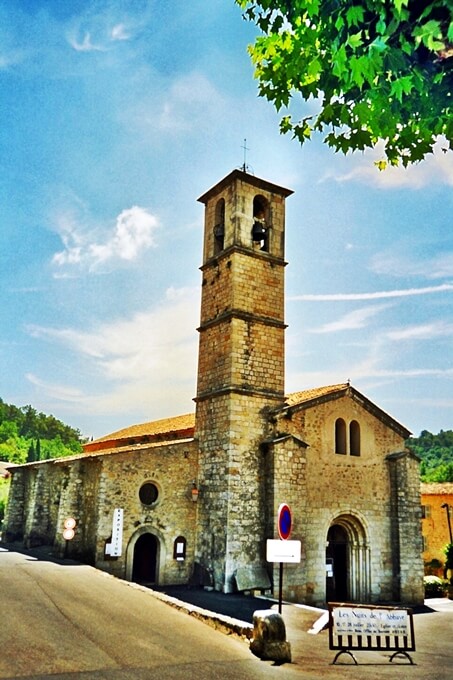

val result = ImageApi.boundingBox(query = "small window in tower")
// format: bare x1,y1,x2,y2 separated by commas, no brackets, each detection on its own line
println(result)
349,420,361,456
252,195,269,251
335,418,346,454
214,198,225,255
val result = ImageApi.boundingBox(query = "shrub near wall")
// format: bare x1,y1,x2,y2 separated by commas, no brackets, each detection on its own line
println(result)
424,576,447,598
0,477,10,529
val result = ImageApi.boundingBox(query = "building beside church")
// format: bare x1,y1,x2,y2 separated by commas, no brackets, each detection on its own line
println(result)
420,482,453,576
4,169,424,606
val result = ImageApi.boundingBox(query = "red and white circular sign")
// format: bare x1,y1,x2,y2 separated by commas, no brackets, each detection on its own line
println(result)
277,503,292,540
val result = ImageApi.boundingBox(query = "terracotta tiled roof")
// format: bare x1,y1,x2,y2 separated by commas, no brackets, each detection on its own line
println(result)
420,482,453,495
89,413,195,445
285,383,349,407
84,381,408,453
283,382,410,438
90,386,348,447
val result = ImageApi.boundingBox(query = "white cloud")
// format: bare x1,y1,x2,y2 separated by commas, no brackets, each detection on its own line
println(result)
25,287,200,425
310,304,390,333
69,23,131,51
66,3,141,53
52,206,158,274
69,32,105,52
25,374,85,401
111,23,130,41
125,72,227,137
289,283,453,302
386,321,453,342
371,252,453,280
321,138,453,189
287,364,453,395
0,48,26,69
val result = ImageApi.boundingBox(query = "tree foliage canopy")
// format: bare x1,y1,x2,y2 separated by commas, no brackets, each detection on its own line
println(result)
407,429,453,482
0,398,83,464
237,0,452,167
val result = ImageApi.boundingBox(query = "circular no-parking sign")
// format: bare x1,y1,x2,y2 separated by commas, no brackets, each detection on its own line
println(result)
277,503,292,540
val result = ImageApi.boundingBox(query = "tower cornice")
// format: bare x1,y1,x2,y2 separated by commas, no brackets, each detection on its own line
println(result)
197,309,287,332
198,169,293,205
194,385,285,403
200,243,287,272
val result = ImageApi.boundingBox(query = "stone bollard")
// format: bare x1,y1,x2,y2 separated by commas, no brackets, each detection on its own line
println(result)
250,609,292,664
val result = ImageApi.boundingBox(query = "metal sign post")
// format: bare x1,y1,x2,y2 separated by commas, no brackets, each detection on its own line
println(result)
278,503,290,613
267,504,301,614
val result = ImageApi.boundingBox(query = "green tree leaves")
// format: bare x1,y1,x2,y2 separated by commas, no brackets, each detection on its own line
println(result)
0,397,83,464
408,429,453,483
237,0,452,166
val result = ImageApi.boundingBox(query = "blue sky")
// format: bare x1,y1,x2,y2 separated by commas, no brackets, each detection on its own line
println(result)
1,0,452,440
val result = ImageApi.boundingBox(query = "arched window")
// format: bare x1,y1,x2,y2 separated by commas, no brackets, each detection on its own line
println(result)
335,418,347,454
350,420,361,456
214,198,225,254
252,195,269,251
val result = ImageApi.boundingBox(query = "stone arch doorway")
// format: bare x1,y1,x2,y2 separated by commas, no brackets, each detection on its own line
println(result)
131,533,159,585
326,515,369,603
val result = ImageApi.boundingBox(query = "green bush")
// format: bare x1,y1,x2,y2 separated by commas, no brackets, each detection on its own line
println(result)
0,477,10,529
424,575,448,598
444,543,453,583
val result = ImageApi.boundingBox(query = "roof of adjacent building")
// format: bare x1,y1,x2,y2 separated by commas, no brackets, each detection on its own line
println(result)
420,482,453,496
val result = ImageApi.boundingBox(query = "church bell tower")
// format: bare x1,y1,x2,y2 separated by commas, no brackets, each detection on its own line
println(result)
194,169,293,592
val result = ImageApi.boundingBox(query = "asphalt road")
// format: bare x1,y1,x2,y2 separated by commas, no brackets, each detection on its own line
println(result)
0,546,289,679
1,544,453,679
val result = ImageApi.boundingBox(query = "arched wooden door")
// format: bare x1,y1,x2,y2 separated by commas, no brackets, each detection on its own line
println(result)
132,533,159,584
326,524,349,601
326,515,369,603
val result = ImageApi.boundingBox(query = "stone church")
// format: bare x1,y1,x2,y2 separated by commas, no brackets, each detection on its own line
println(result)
4,169,424,606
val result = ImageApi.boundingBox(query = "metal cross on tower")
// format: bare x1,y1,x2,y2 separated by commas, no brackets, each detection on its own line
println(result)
241,138,250,173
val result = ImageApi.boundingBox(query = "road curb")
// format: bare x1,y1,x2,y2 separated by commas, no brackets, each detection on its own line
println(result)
133,584,254,640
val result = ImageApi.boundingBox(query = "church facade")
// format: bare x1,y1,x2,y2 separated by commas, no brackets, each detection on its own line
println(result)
4,169,424,606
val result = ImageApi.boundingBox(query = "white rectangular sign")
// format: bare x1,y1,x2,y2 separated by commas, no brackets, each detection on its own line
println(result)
266,539,301,563
109,508,124,557
332,606,409,637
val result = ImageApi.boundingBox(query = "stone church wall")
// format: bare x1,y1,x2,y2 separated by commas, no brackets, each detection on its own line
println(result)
93,440,199,585
268,393,423,605
265,436,309,602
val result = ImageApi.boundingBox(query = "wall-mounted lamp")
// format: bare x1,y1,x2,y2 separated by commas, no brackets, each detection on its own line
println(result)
191,480,199,502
